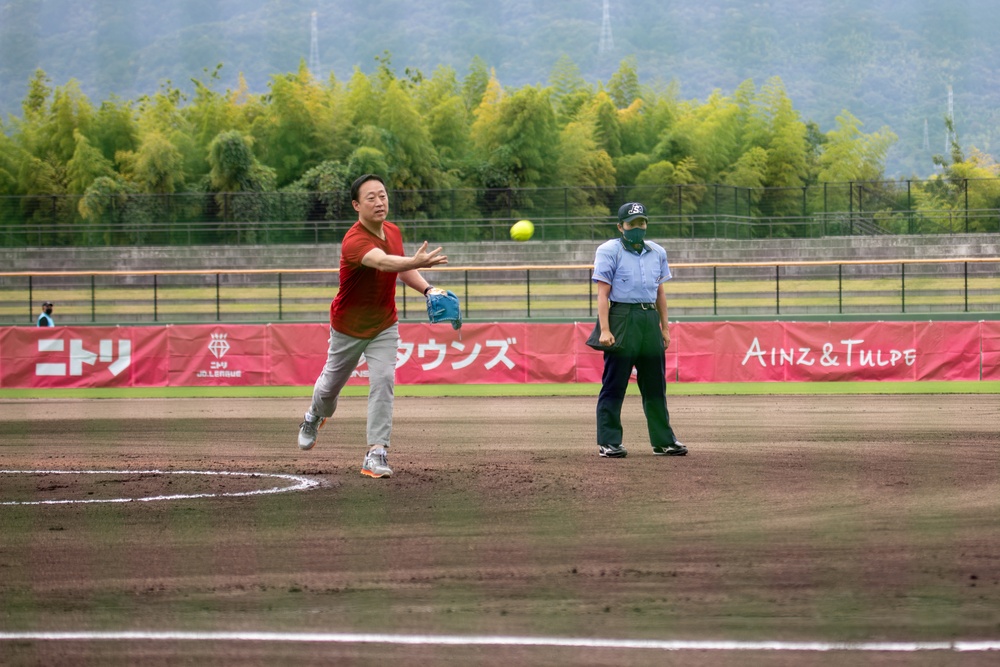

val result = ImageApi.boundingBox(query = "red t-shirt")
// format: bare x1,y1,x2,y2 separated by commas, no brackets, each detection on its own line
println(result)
330,221,404,338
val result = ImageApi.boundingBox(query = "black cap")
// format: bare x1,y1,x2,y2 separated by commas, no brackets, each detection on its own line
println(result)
617,202,647,224
42,301,53,307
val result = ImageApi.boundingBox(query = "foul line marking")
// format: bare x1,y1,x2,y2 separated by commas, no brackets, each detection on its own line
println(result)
0,469,322,505
0,631,996,652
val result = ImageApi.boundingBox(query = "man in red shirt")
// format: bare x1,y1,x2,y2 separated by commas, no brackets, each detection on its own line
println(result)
298,174,450,478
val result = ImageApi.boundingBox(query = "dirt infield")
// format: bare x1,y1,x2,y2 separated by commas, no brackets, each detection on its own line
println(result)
1,394,999,665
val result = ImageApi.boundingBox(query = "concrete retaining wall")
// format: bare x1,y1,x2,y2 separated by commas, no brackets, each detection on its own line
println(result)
2,234,997,273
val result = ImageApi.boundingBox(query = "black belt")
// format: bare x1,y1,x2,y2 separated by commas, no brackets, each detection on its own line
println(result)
611,301,656,310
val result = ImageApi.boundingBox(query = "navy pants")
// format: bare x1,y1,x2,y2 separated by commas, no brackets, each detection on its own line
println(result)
596,305,677,448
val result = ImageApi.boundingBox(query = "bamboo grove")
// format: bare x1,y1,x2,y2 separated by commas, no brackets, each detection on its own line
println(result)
1,55,998,244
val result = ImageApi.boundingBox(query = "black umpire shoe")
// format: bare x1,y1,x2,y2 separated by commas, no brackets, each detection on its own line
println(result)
598,444,628,458
652,441,688,456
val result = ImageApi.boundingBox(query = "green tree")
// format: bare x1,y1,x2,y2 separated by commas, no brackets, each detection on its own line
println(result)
42,80,94,164
658,90,741,183
283,159,351,217
280,160,353,241
0,125,19,195
15,150,71,244
185,66,244,174
78,175,146,244
135,81,201,188
612,152,653,188
66,129,114,194
589,92,622,158
723,146,770,188
288,159,350,193
817,110,897,183
758,78,809,220
90,97,139,163
208,130,271,192
16,154,63,197
607,57,641,109
378,77,443,196
554,115,616,226
915,128,1000,232
347,146,390,180
253,61,335,187
20,69,50,121
461,56,490,112
415,66,471,173
549,55,587,104
207,129,276,234
721,146,770,216
636,156,705,224
618,84,678,158
732,79,769,153
549,55,592,125
470,84,559,190
344,67,381,129
119,131,185,194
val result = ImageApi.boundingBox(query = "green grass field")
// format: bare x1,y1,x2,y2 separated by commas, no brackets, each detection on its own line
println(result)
2,380,997,400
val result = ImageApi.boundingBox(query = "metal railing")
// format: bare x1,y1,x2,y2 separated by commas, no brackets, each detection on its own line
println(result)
2,258,997,326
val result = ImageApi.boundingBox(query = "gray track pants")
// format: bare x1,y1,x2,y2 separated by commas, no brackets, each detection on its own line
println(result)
307,324,399,447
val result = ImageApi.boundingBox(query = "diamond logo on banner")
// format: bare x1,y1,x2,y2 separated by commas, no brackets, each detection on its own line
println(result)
208,333,230,359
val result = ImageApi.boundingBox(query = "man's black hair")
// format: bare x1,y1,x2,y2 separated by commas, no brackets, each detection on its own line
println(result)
350,174,386,202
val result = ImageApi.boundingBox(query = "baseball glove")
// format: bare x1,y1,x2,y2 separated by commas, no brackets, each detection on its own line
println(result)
426,289,462,330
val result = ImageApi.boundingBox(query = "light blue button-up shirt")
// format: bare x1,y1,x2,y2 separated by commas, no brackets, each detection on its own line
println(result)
592,238,672,303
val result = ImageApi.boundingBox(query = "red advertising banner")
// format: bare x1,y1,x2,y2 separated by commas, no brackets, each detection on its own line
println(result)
913,321,982,381
0,320,993,388
394,322,525,384
269,323,332,386
674,320,983,382
571,321,681,384
0,326,167,389
983,320,1000,381
167,324,271,386
573,322,605,384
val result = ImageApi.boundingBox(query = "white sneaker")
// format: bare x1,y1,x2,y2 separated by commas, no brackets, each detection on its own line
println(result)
360,447,393,478
298,413,326,450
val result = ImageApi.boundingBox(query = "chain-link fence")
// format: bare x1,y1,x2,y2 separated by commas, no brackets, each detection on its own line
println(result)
3,180,1000,248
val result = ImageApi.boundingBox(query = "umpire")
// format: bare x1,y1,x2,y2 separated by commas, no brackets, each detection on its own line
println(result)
591,202,686,459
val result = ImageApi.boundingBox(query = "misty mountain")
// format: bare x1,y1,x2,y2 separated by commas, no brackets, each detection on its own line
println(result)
2,0,998,177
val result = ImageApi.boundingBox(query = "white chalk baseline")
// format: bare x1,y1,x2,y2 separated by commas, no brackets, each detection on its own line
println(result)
0,631,996,652
0,469,322,505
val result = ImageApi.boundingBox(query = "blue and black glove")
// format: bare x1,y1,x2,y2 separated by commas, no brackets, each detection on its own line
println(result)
426,288,462,330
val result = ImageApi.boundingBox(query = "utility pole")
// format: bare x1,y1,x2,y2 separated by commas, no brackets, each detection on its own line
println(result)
599,0,613,54
309,11,321,78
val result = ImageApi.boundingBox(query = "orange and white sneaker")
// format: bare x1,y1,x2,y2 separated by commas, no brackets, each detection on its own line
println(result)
361,447,393,478
298,413,326,450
